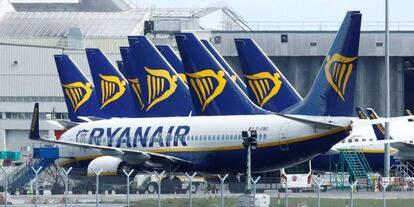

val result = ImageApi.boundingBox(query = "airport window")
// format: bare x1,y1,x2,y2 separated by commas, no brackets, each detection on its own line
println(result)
0,96,65,102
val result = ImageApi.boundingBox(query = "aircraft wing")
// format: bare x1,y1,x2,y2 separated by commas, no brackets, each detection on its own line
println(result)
30,104,191,166
333,139,406,149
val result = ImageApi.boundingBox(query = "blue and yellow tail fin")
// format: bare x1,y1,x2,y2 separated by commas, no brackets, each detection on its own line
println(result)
156,45,188,84
201,39,247,94
54,54,108,122
366,108,388,140
284,11,361,116
175,33,268,115
355,107,367,119
126,36,193,117
116,60,127,77
119,46,147,112
235,38,302,112
85,48,141,118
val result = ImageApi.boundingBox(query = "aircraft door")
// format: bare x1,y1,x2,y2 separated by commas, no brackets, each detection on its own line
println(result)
279,123,289,151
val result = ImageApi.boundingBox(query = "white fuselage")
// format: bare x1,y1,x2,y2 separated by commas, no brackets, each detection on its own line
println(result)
57,114,352,173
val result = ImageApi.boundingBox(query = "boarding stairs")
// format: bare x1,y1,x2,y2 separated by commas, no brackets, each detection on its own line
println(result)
340,149,373,190
0,147,59,194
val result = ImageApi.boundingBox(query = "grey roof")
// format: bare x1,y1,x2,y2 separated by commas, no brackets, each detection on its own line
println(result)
0,11,147,37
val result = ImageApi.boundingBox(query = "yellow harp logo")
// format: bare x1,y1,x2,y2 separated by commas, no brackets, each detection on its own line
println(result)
145,67,178,111
128,79,145,110
244,72,282,107
99,74,126,109
62,82,93,112
178,73,188,84
186,70,227,111
324,54,357,101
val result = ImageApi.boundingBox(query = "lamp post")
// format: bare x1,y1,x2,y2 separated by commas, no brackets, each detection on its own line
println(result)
242,129,257,194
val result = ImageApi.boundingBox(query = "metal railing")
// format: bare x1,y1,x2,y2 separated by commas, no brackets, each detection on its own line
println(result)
219,21,414,31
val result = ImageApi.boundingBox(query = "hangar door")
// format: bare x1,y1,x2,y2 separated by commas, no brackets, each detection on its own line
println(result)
5,130,48,152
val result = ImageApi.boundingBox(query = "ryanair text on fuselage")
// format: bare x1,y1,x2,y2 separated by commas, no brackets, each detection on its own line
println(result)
75,125,190,148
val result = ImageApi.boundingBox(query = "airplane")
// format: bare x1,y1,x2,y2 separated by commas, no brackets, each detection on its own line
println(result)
365,108,414,165
54,54,108,123
115,60,127,78
123,36,193,117
155,45,188,84
234,38,303,112
310,108,398,172
85,48,141,118
28,11,363,180
201,39,248,93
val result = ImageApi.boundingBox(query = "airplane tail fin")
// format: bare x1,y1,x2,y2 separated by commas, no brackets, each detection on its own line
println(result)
201,39,247,93
175,33,268,115
54,54,107,122
156,45,188,84
284,11,361,116
234,38,302,112
126,36,193,116
355,107,367,119
29,103,40,140
366,108,387,140
85,48,140,118
116,60,127,77
405,109,413,122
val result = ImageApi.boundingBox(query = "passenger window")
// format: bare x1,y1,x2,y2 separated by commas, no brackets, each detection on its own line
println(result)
226,135,229,140
355,139,358,142
348,139,352,143
263,134,267,139
369,139,373,141
362,139,366,142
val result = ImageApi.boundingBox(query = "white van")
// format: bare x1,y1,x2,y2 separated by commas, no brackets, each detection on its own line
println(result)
280,161,312,192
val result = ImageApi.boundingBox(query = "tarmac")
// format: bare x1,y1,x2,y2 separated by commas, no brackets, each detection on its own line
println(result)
2,191,414,206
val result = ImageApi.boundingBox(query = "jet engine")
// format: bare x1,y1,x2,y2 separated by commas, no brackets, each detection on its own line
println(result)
87,156,132,177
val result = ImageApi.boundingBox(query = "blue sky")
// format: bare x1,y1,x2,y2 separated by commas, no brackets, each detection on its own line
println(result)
137,0,411,22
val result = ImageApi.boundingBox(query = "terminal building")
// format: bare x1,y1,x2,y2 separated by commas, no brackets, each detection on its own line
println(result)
0,0,413,152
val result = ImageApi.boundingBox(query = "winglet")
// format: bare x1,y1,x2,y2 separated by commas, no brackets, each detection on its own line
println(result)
29,103,40,140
